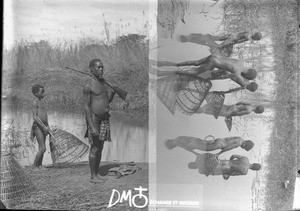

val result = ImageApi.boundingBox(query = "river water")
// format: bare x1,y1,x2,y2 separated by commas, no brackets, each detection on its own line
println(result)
1,110,149,166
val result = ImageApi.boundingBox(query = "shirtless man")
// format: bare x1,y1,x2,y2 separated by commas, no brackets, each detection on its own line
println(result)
152,55,258,92
30,84,52,170
83,59,116,183
197,101,264,117
178,31,262,57
188,154,261,179
165,136,254,154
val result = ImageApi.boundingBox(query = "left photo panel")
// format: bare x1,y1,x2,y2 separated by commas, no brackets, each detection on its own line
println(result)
2,0,151,210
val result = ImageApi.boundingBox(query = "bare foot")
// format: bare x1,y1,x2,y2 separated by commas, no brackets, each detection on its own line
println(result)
39,166,49,171
31,166,40,171
90,177,105,183
97,175,108,180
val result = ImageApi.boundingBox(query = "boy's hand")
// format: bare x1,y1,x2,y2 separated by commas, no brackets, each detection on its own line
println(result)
44,126,51,135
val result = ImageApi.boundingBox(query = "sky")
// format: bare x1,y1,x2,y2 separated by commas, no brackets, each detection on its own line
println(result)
3,0,155,49
149,1,274,210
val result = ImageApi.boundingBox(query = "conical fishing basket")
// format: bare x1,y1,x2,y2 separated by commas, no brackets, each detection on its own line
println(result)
195,153,220,177
205,91,225,119
49,128,89,164
156,75,211,115
1,152,36,202
175,76,212,115
156,75,180,115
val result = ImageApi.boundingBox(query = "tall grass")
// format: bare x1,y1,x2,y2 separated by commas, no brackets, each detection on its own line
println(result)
2,34,149,121
221,0,298,210
262,1,298,210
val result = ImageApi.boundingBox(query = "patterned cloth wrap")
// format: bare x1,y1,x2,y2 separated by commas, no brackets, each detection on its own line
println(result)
195,153,220,177
84,112,111,145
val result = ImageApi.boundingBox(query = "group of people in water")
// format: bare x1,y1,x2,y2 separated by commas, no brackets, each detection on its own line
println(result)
151,30,264,179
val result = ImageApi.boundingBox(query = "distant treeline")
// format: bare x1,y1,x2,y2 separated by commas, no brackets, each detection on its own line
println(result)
3,34,149,121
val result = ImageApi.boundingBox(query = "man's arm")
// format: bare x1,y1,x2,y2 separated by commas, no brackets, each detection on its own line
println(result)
108,90,116,103
235,102,251,106
210,70,232,80
156,56,210,67
222,86,245,94
83,84,98,136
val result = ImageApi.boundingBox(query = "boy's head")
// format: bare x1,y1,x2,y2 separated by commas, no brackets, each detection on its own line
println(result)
32,84,44,97
241,69,257,80
246,82,258,92
241,140,254,151
251,32,262,41
255,106,264,114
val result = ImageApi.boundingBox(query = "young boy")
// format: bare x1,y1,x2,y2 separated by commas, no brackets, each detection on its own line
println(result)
30,84,51,170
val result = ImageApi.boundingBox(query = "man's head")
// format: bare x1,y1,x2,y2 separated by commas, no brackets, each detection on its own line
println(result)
254,106,264,114
241,140,254,151
241,69,257,80
32,84,44,98
250,163,261,171
89,59,104,79
246,82,258,92
251,32,262,41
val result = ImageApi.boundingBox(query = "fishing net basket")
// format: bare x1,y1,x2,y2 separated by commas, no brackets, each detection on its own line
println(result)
0,152,36,202
49,128,89,164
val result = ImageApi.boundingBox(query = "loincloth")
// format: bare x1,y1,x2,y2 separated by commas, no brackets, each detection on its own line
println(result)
195,153,219,177
84,112,111,145
30,122,48,140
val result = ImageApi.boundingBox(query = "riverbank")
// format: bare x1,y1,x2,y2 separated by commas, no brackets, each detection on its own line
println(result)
6,161,149,210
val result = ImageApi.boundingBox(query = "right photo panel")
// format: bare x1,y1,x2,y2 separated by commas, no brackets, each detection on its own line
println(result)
150,0,298,210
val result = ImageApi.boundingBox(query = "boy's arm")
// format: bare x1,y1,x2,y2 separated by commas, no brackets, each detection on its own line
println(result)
32,102,48,131
83,84,98,136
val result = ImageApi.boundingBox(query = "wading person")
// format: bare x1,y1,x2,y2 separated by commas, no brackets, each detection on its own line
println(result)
151,55,258,92
188,153,261,179
83,59,116,183
165,136,254,154
197,101,264,117
178,31,262,57
30,84,51,171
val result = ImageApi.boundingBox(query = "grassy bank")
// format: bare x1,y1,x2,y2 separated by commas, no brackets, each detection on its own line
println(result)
263,1,298,210
2,34,148,121
222,0,298,210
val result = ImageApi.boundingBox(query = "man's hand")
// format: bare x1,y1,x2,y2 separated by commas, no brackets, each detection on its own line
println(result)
91,126,99,138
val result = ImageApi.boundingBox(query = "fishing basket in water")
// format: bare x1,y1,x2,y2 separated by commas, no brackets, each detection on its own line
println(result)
157,75,212,115
205,91,225,119
0,152,36,202
49,128,89,164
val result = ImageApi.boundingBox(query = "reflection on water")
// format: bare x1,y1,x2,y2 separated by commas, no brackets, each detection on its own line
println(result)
1,111,148,166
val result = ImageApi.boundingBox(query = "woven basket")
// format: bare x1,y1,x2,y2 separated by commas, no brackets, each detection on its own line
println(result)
157,75,211,115
0,152,36,202
49,129,89,164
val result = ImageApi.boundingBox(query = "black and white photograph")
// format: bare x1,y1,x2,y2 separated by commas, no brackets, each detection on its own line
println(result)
2,0,150,210
150,0,299,210
1,0,300,211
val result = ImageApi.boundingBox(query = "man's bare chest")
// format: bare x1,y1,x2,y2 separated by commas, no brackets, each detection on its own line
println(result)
90,83,108,96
